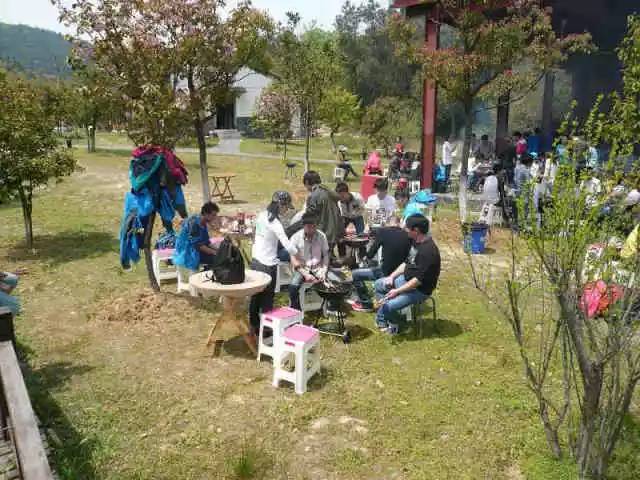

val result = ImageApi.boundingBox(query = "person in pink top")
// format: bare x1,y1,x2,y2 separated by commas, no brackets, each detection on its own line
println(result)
364,151,383,175
514,131,527,157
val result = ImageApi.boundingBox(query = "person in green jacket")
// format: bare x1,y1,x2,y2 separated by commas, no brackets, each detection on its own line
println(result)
303,170,344,253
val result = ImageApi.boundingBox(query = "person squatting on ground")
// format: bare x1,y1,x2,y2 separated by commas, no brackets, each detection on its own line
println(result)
288,213,330,310
248,191,299,333
374,215,441,335
336,146,359,180
173,202,220,271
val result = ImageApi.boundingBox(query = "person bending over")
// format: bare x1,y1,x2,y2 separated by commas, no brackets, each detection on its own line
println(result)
348,216,411,312
288,213,330,310
249,191,299,333
374,214,441,334
173,202,220,271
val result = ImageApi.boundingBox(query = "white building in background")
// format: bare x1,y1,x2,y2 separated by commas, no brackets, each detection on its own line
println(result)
177,67,301,137
213,67,271,133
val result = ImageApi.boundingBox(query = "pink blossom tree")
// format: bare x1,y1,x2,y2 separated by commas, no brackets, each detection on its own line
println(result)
56,0,273,201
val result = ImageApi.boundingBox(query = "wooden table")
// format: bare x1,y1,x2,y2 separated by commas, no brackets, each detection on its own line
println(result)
209,173,236,203
189,269,271,356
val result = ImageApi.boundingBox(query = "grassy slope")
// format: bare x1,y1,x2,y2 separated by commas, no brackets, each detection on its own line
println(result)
0,150,637,479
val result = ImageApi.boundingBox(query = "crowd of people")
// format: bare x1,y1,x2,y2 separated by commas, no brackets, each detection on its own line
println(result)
169,167,441,349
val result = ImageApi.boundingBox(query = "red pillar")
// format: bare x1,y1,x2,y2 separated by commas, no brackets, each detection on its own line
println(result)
421,7,439,189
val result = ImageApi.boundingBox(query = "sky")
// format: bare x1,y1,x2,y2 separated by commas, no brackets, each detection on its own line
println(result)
0,0,347,34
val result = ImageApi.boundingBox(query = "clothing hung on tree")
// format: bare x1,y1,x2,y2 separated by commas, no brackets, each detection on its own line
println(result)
119,145,189,269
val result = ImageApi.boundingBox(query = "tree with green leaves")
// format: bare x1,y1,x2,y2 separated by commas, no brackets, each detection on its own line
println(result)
318,86,360,153
389,0,592,221
360,96,421,156
469,17,640,480
335,0,416,107
0,70,76,249
252,84,297,161
274,17,343,171
57,0,273,201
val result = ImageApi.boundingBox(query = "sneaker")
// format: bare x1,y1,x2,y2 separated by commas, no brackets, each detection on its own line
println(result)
351,301,373,313
345,297,358,306
385,324,400,335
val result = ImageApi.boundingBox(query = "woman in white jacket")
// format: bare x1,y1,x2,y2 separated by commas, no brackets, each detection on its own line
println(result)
248,191,299,334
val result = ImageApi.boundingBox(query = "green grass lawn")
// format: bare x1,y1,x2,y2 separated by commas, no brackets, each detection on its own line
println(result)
239,134,367,160
87,131,219,150
0,150,638,479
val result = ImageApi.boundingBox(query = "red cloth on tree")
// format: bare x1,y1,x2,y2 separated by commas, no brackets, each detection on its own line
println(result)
132,145,188,185
579,280,624,318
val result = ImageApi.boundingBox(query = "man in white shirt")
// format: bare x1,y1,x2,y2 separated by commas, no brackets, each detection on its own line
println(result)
365,178,396,225
482,164,501,205
288,213,330,310
441,135,457,182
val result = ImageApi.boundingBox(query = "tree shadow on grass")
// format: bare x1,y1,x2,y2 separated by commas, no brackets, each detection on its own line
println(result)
609,414,640,480
391,316,464,345
18,344,98,479
7,231,116,267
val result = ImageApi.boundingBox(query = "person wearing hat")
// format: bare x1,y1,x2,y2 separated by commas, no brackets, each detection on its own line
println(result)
249,191,299,333
374,214,441,335
288,213,330,310
336,145,359,180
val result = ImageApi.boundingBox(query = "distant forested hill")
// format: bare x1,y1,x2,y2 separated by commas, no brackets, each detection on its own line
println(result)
0,23,71,77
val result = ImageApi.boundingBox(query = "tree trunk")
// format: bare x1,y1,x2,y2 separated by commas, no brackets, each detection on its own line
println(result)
304,107,311,172
577,366,604,480
539,401,563,459
17,185,34,250
194,119,210,203
330,130,337,154
90,127,96,152
144,211,160,292
458,103,473,222
283,136,288,162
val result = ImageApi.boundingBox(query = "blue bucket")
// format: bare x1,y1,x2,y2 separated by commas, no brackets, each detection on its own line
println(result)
463,222,489,254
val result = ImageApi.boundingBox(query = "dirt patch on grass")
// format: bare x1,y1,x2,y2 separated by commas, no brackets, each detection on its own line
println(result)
91,288,213,324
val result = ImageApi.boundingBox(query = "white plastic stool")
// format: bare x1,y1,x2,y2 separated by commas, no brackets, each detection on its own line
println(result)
274,262,293,292
333,167,346,182
152,248,177,284
177,266,197,296
478,203,503,227
273,324,321,395
409,181,421,194
299,283,323,312
257,307,303,362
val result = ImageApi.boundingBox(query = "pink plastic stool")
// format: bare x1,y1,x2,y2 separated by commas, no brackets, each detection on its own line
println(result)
257,307,303,363
273,324,320,395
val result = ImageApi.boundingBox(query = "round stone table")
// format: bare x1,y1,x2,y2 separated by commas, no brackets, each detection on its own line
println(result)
190,269,271,356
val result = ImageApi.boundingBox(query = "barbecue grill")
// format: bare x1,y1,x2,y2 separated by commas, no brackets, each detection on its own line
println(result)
312,273,353,343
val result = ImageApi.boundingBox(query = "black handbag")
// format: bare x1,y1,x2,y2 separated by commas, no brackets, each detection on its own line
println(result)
207,236,246,285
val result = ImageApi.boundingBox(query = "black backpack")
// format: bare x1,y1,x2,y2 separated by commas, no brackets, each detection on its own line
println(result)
208,236,246,284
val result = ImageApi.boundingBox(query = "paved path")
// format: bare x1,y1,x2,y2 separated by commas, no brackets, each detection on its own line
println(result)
81,144,361,166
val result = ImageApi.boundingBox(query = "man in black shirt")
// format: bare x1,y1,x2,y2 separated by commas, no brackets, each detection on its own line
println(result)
374,214,441,334
348,217,411,312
